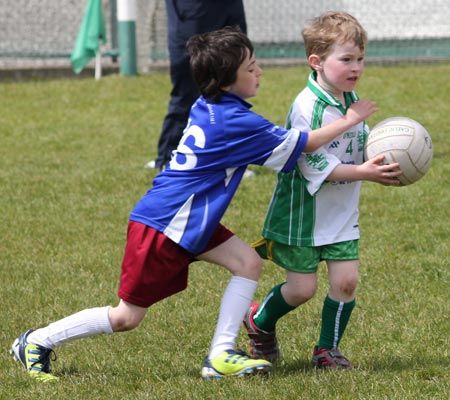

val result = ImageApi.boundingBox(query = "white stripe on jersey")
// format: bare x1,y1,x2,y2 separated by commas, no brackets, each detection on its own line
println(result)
164,194,195,243
262,128,303,172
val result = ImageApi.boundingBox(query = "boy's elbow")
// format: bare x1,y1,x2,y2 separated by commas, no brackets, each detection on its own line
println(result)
303,140,318,152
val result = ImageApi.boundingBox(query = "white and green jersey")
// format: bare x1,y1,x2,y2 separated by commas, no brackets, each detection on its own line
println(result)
261,72,369,247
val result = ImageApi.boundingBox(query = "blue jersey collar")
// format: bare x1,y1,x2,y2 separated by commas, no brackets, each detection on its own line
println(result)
212,92,253,109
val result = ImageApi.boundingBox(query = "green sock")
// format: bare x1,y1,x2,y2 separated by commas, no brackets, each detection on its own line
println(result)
317,295,355,349
253,283,296,332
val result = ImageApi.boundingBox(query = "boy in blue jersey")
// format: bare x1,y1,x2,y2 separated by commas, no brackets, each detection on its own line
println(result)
243,13,402,369
11,27,378,382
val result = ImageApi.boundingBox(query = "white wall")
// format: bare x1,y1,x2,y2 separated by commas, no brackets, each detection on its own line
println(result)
244,0,450,42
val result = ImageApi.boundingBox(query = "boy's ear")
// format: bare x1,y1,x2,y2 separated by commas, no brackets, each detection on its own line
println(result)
308,54,323,71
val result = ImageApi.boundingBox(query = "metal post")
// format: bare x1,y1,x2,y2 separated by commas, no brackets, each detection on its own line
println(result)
117,0,137,76
110,0,118,62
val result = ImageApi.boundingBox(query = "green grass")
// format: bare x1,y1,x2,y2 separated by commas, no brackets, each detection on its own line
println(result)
1,64,449,399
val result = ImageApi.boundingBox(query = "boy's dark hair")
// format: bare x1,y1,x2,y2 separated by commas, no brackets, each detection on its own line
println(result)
186,26,254,102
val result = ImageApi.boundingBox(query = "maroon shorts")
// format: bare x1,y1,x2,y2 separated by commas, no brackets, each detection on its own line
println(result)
118,221,234,308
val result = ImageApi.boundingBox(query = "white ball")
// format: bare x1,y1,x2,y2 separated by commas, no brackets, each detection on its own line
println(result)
365,117,433,185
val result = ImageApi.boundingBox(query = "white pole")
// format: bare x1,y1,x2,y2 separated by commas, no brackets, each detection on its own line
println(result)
95,51,102,80
117,0,138,76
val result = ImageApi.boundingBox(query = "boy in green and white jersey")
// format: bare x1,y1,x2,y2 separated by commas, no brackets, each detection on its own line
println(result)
244,11,402,369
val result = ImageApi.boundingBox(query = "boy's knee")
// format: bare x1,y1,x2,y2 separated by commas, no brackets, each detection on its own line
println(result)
239,250,263,280
301,285,317,301
284,282,316,305
111,315,141,332
109,305,146,332
340,275,358,296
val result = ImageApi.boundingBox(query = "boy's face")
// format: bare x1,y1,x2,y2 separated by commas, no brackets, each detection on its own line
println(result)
223,49,262,100
310,41,365,99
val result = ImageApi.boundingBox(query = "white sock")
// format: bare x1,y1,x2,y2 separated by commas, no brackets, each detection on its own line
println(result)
27,306,113,349
209,276,257,359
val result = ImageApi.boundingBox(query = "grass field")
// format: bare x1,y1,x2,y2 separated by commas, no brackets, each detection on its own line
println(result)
0,63,449,399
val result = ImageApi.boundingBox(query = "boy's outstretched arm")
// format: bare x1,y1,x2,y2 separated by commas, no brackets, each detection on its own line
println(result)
328,154,403,186
303,99,378,152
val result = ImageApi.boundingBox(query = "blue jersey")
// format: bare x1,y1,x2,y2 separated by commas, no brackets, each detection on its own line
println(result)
130,93,309,254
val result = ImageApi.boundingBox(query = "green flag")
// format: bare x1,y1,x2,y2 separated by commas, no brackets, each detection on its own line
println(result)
71,0,106,74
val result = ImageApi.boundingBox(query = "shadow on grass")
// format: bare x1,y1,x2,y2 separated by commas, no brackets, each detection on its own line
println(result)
360,356,450,373
271,355,450,376
57,365,83,378
53,353,450,381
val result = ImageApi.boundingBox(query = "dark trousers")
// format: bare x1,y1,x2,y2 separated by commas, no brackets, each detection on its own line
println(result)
154,0,247,168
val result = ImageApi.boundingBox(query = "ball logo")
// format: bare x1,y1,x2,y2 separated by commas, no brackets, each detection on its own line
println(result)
371,125,413,137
